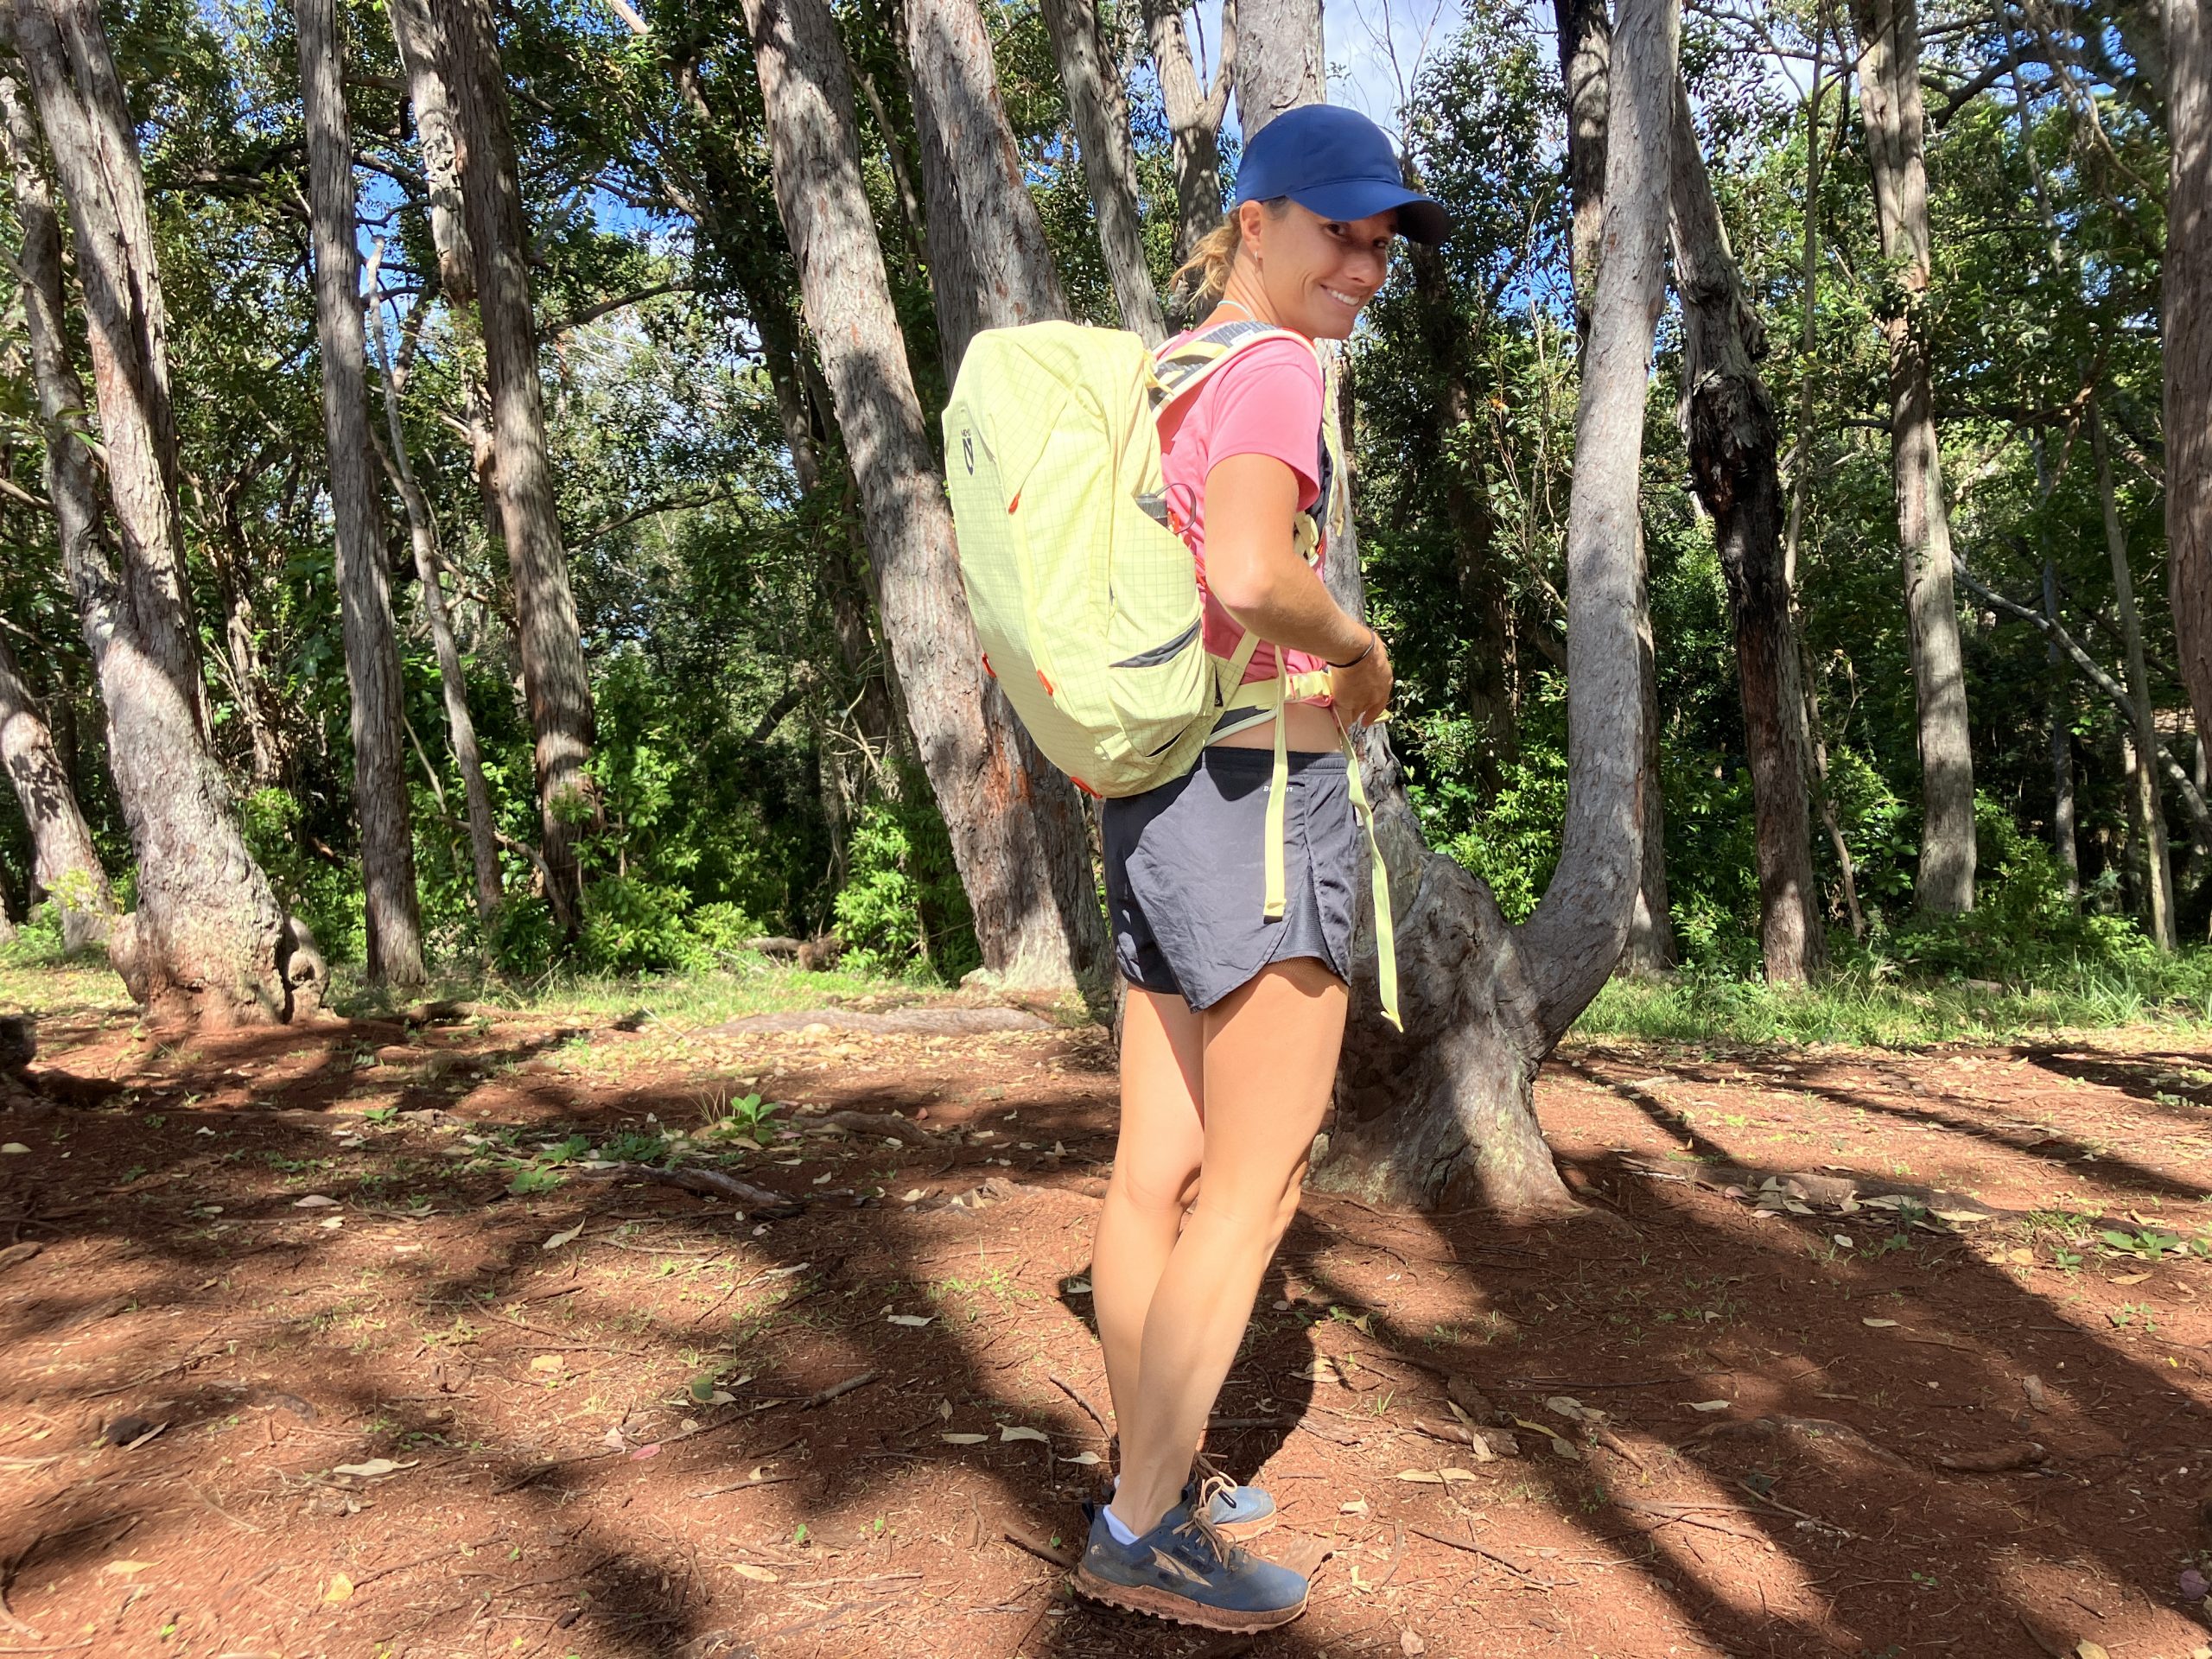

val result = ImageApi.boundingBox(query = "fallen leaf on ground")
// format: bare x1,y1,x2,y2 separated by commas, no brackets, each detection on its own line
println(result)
1932,1441,2044,1473
542,1222,584,1250
1861,1318,1900,1327
1685,1400,1732,1412
0,1143,28,1155
101,1560,156,1577
940,1433,988,1445
886,1313,934,1327
1058,1452,1102,1465
323,1573,353,1603
1000,1426,1049,1445
293,1194,339,1208
2109,1272,2151,1286
1402,1633,1427,1656
2022,1375,2050,1412
530,1355,564,1374
332,1459,414,1478
631,1443,659,1460
731,1564,779,1583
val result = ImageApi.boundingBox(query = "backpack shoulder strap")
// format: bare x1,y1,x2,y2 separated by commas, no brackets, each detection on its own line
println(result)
1148,320,1305,414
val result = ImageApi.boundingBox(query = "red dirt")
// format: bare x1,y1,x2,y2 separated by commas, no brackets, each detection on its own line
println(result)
3,980,2211,1658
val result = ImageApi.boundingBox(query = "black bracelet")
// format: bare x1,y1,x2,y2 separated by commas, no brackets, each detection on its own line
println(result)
1327,628,1377,669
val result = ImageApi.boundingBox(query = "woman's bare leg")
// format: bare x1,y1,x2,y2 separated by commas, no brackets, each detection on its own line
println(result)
1109,958,1347,1536
1093,986,1207,1442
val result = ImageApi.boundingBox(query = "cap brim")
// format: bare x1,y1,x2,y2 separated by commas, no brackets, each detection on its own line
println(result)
1285,180,1452,245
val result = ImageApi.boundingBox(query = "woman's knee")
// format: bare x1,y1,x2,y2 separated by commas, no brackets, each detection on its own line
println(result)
1109,1156,1202,1218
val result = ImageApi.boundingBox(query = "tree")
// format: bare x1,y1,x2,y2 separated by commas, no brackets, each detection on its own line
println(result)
741,0,1112,1000
1665,81,1823,981
902,0,1069,374
385,0,471,301
296,0,424,985
1039,0,1166,344
2170,0,2212,771
439,0,601,937
1850,0,1975,913
0,629,113,950
1,10,308,1024
1140,0,1233,265
1280,0,1678,1215
1552,0,1675,977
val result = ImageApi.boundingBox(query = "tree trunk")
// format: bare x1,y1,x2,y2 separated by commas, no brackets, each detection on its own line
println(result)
1140,0,1233,264
1231,0,1320,135
1666,79,1822,981
1315,0,1677,1215
384,0,472,301
440,0,601,937
0,632,114,950
741,0,1112,1001
2092,397,2175,949
1,25,302,1025
903,0,1070,377
1554,0,1675,976
1554,0,1611,339
297,0,425,986
2168,0,2212,767
1851,0,1975,913
370,319,504,927
2044,558,2080,902
1039,0,1166,345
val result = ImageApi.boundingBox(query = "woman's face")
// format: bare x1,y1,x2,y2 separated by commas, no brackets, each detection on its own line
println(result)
1242,200,1399,340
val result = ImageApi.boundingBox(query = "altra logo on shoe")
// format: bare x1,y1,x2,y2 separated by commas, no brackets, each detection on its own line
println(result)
1147,1547,1210,1586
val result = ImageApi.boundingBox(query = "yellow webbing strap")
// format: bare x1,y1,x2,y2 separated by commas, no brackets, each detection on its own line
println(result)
1212,667,1401,1030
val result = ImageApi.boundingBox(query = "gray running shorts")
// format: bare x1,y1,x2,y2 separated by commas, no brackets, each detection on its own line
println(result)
1100,747,1361,1012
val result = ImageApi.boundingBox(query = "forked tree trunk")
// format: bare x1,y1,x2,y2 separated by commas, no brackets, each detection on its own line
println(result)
2092,397,2175,949
441,0,601,937
2168,0,2212,759
1,24,302,1025
1039,0,1166,345
903,0,1069,376
1140,0,1233,264
1851,0,1975,912
1666,80,1822,981
741,0,1112,1001
0,632,114,950
1314,0,1677,1215
297,0,425,985
1554,0,1675,977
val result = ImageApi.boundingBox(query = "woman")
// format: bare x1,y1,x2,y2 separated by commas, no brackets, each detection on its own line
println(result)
1073,103,1449,1633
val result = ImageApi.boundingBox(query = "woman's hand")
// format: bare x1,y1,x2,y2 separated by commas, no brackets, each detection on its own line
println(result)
1328,629,1392,727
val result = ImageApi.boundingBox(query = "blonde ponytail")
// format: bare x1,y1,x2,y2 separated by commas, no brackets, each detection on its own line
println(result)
1170,217,1243,307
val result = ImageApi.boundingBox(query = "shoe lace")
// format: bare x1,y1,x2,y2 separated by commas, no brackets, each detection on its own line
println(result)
1191,1451,1236,1515
1168,1503,1235,1570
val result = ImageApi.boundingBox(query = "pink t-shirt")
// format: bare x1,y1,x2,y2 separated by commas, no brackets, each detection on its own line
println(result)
1156,332,1335,705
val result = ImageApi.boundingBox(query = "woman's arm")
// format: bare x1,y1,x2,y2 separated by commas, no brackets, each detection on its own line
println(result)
1203,452,1393,722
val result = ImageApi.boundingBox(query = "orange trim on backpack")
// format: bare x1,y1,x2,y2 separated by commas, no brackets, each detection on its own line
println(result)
1007,493,1020,513
1071,776,1097,798
1037,670,1055,696
981,652,995,679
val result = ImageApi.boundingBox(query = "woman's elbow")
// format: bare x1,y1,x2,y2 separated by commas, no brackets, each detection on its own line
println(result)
1207,560,1273,615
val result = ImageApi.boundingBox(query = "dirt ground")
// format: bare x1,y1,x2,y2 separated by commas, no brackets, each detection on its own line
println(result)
4,969,2212,1659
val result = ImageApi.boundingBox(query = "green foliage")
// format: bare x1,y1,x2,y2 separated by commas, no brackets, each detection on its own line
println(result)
833,783,980,982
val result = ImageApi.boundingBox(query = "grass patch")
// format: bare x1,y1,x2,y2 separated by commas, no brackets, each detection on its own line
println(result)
1573,957,2212,1048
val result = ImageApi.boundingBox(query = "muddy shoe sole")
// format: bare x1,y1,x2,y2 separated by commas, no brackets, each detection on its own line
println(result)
1071,1567,1307,1632
1215,1510,1278,1543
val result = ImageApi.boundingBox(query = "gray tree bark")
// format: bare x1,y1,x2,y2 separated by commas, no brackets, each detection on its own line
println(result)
2091,397,2175,949
1039,0,1166,344
1851,0,1975,912
440,0,601,937
2044,558,2080,901
741,0,1112,1001
1553,0,1674,977
1666,80,1822,981
903,0,1070,376
2168,0,2212,764
1312,0,1678,1216
1140,0,1233,264
297,0,425,985
0,631,114,950
1231,0,1320,134
1,20,307,1025
385,0,472,301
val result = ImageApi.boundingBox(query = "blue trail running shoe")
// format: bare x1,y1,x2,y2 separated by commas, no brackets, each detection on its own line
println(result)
1072,1499,1308,1631
1191,1452,1276,1541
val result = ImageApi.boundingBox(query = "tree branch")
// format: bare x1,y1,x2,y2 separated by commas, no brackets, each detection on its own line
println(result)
542,279,694,337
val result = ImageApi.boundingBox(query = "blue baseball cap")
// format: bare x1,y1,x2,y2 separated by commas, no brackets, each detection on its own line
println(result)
1235,104,1449,245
